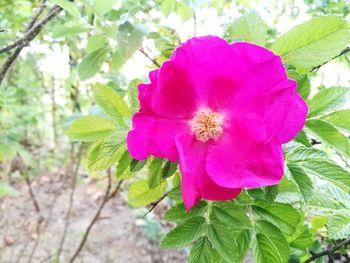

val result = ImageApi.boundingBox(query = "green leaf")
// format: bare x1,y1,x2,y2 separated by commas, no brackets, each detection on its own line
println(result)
271,16,350,69
252,202,301,236
189,237,213,263
237,229,252,262
289,226,314,250
52,22,89,38
86,34,108,54
287,163,314,203
322,109,350,133
227,11,266,45
52,0,80,17
286,146,328,162
305,119,350,157
93,84,131,126
117,21,144,59
294,130,311,147
161,0,176,17
161,216,206,248
78,47,108,80
93,0,117,15
211,206,251,231
252,220,290,263
127,79,141,113
0,144,16,161
0,181,18,197
307,87,350,118
161,160,178,179
208,217,240,262
164,201,207,222
147,158,164,189
110,49,125,72
297,75,311,100
87,131,125,170
115,149,133,179
167,185,182,202
66,116,116,142
129,159,146,172
213,202,251,227
302,160,350,191
127,180,167,208
176,2,193,21
328,210,350,240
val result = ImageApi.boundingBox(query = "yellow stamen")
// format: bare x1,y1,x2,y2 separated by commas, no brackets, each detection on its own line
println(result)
192,109,224,142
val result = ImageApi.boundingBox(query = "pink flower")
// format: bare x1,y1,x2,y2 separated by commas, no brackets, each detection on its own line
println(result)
127,36,308,210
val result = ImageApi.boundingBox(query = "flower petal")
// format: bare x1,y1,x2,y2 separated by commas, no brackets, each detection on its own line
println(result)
138,69,158,113
206,122,284,189
127,113,188,161
151,36,244,118
175,133,242,211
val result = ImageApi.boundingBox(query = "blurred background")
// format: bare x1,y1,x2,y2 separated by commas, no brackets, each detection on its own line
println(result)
0,0,349,262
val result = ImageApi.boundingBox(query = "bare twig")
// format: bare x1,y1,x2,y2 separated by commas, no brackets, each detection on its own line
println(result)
56,144,84,262
0,5,63,87
312,47,350,72
303,238,350,263
143,193,167,218
139,48,161,68
25,177,41,214
68,172,123,263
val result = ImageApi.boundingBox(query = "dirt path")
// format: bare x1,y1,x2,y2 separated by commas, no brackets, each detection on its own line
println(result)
0,174,186,263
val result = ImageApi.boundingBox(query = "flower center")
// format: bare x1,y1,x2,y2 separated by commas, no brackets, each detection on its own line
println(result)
191,109,224,142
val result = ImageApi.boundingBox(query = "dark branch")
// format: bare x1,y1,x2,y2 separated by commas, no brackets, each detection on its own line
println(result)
303,238,350,263
143,193,167,218
312,47,350,72
139,48,161,68
0,4,63,87
68,175,123,263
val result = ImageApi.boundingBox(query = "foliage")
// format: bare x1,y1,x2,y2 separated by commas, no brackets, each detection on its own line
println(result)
1,0,350,262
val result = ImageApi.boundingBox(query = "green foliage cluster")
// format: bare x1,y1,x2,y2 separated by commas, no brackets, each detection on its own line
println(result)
1,0,350,262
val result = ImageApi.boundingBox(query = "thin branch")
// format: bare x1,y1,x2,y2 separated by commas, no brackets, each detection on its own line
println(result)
312,47,350,72
139,48,161,68
143,193,167,218
56,144,84,262
68,174,123,263
0,0,48,54
25,177,41,214
0,5,63,87
303,238,350,263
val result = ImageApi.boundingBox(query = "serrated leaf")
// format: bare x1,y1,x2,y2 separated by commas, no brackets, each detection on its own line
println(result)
115,149,133,179
78,48,108,80
307,87,350,118
189,237,213,263
322,109,350,133
319,183,350,209
147,158,164,189
294,130,311,147
302,160,350,191
252,202,301,236
66,116,115,142
305,119,350,157
129,159,146,172
227,11,266,45
87,131,126,170
328,210,350,240
271,16,350,69
161,216,206,248
117,21,144,59
208,217,239,262
287,163,313,203
213,202,251,226
93,84,131,126
52,0,80,17
176,2,193,21
297,75,311,100
167,185,182,202
164,201,207,222
128,180,167,208
237,229,252,262
252,221,290,263
127,79,141,113
162,160,178,179
286,146,328,162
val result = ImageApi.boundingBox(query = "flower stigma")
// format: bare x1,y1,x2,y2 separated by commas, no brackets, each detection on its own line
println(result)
191,109,224,142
